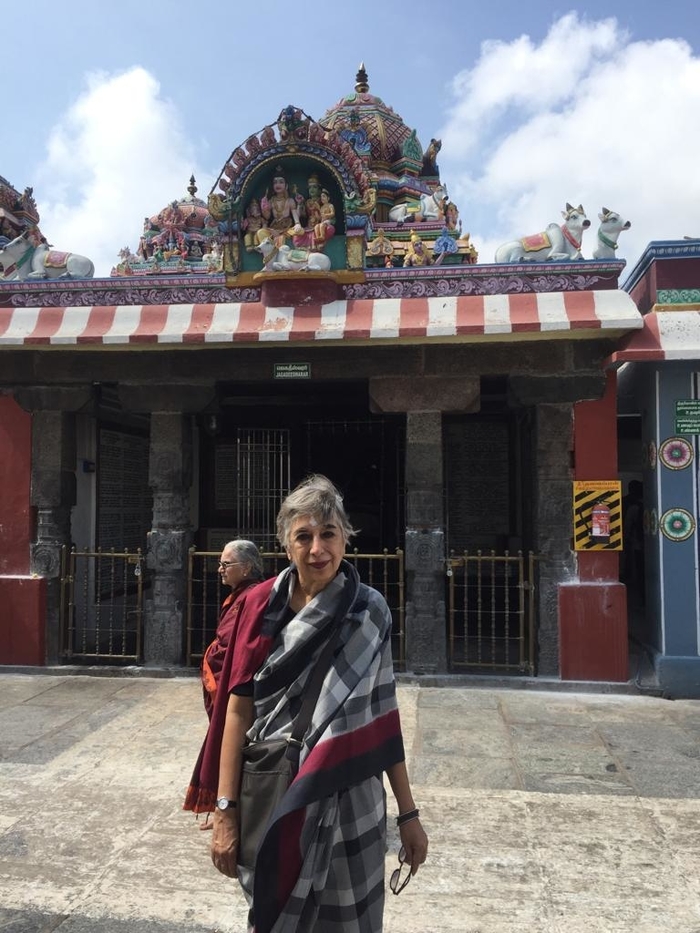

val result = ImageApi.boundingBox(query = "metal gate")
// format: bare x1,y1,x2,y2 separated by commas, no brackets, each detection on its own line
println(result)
186,548,405,669
60,545,145,662
447,550,538,674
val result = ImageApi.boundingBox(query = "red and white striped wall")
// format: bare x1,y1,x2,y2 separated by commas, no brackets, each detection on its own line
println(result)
0,291,641,348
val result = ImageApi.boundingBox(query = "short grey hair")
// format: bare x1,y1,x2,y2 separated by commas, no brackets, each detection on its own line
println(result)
224,539,264,580
276,474,357,548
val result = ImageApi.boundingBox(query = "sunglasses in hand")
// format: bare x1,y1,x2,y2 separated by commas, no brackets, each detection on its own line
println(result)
389,845,412,895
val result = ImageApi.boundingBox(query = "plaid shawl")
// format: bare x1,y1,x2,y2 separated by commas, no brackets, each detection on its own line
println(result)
247,561,405,933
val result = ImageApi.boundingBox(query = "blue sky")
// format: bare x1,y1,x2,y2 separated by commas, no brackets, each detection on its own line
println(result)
3,0,699,276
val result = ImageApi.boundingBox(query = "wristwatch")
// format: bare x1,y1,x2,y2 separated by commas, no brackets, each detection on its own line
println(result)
216,796,237,811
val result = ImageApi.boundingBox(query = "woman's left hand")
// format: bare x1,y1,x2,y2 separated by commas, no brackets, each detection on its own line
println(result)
399,818,429,875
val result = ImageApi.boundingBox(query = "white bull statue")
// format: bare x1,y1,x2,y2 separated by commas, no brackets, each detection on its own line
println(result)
388,184,448,224
592,208,631,260
0,230,95,280
256,237,331,273
494,203,590,262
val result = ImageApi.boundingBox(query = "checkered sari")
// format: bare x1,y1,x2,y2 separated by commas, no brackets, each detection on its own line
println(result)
244,561,405,933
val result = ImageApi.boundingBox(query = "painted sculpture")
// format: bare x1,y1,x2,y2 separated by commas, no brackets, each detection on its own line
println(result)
388,184,449,224
0,229,95,280
256,237,332,272
592,209,631,260
494,204,590,262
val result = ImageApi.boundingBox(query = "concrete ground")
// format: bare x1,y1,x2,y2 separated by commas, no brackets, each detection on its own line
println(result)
1,671,699,933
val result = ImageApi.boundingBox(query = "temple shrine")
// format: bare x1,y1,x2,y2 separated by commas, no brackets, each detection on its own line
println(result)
3,65,697,697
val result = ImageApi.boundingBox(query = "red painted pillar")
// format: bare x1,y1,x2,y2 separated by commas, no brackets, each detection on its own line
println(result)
0,397,46,664
558,371,628,681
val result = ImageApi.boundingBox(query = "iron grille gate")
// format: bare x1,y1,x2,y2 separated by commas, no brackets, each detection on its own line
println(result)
447,550,538,674
60,546,145,662
186,548,406,669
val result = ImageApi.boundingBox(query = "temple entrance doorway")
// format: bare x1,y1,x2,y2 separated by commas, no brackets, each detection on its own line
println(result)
443,404,538,673
197,380,405,554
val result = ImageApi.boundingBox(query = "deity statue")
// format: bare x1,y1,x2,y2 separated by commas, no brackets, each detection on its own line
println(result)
403,230,431,267
313,189,336,248
444,201,460,232
243,198,266,251
305,174,322,230
260,168,305,240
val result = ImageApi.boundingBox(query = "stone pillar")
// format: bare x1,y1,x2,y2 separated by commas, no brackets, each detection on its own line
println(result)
532,402,577,676
404,411,447,674
370,376,480,675
145,413,193,666
30,410,78,663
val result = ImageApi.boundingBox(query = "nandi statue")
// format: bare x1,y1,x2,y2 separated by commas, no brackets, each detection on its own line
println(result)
495,204,590,262
592,208,631,260
388,184,448,224
0,229,95,280
256,236,331,273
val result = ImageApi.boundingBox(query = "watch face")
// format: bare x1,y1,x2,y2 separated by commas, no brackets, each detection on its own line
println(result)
217,797,230,810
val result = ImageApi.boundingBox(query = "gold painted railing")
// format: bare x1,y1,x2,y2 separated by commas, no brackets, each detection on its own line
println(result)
446,550,538,674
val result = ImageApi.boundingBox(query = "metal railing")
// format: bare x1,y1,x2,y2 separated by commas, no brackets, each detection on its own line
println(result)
447,550,538,674
60,545,145,662
186,548,405,668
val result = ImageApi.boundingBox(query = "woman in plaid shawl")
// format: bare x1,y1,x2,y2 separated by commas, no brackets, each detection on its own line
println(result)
210,475,428,932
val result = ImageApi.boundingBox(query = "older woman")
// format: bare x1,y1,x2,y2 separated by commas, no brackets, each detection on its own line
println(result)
184,539,264,821
201,539,265,720
209,475,428,932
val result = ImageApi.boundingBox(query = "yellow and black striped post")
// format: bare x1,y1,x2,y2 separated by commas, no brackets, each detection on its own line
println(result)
573,480,622,551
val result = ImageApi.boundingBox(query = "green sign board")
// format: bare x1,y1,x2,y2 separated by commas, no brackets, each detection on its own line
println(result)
675,400,700,434
274,362,311,380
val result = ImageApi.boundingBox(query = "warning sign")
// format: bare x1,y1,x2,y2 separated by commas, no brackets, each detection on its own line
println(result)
573,480,622,551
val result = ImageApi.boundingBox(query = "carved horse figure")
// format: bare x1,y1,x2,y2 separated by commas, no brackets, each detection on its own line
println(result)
256,237,331,272
592,208,631,259
494,204,590,262
388,184,448,223
0,230,95,280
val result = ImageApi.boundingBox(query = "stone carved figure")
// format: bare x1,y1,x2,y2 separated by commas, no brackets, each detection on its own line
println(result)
421,138,442,176
592,208,631,260
0,229,95,280
494,204,590,262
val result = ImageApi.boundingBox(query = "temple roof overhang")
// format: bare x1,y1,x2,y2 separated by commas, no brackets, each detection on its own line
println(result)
606,309,700,367
0,290,642,349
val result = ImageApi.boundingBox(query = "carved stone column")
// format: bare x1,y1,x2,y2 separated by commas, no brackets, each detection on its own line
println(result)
403,411,447,674
531,402,576,676
145,413,193,666
370,377,480,674
29,410,78,663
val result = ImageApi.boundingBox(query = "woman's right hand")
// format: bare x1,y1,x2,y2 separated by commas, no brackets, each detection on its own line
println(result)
211,809,239,878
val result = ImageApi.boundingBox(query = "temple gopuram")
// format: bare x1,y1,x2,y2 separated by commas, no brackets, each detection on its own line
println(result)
2,65,657,690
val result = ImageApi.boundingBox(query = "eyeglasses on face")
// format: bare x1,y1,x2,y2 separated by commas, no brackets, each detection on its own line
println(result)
218,560,241,569
389,845,411,895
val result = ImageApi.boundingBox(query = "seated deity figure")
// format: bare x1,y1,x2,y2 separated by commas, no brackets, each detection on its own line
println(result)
243,198,266,251
260,169,304,242
403,230,431,267
313,189,336,248
305,174,322,230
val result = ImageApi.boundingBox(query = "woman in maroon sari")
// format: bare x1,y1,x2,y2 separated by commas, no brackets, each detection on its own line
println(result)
185,539,264,824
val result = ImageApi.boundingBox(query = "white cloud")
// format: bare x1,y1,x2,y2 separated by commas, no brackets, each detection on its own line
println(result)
439,14,700,269
34,67,214,277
